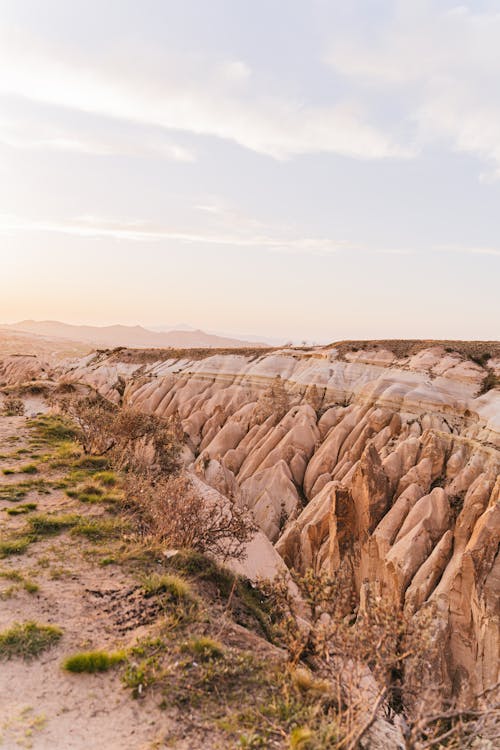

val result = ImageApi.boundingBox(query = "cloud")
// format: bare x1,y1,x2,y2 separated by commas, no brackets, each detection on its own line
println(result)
326,3,500,178
0,209,420,256
3,210,497,258
0,107,195,161
0,25,411,161
0,212,351,254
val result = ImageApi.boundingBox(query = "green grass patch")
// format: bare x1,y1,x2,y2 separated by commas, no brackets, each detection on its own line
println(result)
0,485,28,502
99,556,116,567
0,621,62,659
0,478,53,503
6,502,38,516
2,468,16,475
63,650,126,673
165,551,274,639
0,536,32,558
66,483,108,504
142,573,193,602
27,414,79,444
70,518,127,542
28,513,81,536
72,455,109,471
19,463,38,474
93,471,118,487
23,580,39,594
181,636,224,661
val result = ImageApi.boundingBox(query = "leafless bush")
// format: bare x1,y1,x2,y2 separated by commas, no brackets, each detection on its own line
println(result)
261,569,500,748
2,395,25,416
60,394,118,454
123,472,254,561
251,375,289,426
60,394,183,475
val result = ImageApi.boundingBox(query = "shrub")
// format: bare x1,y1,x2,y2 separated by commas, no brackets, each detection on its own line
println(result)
63,650,126,673
0,621,62,659
2,396,25,416
251,376,289,426
124,472,254,561
60,396,183,476
479,370,500,395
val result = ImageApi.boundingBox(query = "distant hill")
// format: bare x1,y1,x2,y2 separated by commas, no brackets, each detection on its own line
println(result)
3,320,266,350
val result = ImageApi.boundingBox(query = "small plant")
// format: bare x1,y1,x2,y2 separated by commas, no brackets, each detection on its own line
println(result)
27,414,78,443
2,396,25,416
290,727,314,749
20,463,38,474
94,471,118,487
6,502,38,516
124,472,254,561
0,621,62,659
28,513,80,536
72,455,109,471
2,468,16,475
71,518,126,541
23,580,39,594
0,536,32,557
0,484,27,501
142,573,193,601
181,636,224,661
479,370,500,395
63,649,126,673
67,482,105,504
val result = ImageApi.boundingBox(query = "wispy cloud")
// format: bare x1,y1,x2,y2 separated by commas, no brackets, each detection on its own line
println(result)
0,210,423,257
4,212,496,259
326,4,500,179
0,26,411,161
0,213,353,255
0,110,195,161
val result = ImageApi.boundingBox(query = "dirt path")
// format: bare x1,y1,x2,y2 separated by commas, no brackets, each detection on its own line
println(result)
0,409,173,750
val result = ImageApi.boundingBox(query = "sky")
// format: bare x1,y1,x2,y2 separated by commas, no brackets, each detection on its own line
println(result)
0,0,499,343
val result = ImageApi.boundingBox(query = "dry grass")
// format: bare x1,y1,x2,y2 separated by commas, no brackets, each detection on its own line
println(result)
106,345,278,364
326,339,500,361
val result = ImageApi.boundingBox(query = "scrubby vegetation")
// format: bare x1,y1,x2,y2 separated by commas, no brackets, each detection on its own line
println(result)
1,395,25,416
479,369,500,394
251,375,289,425
123,472,254,561
0,621,62,659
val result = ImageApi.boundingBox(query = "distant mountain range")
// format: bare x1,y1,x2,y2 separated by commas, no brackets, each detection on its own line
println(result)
2,320,267,350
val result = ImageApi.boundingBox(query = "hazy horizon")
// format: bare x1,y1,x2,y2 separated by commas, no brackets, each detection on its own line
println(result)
1,1,499,341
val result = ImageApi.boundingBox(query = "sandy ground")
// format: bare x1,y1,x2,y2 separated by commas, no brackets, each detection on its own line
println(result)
0,409,177,750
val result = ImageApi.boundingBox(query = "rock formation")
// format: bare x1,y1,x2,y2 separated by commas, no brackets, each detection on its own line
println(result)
2,341,498,703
